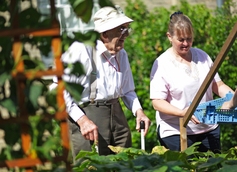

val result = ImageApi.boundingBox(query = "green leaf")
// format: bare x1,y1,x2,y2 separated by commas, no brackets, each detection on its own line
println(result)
69,62,85,77
0,1,8,11
0,72,11,87
73,30,100,46
29,83,44,108
22,55,46,70
184,142,200,155
152,145,168,154
69,0,93,23
46,88,57,109
98,0,115,8
19,7,41,28
1,123,20,146
0,16,6,28
79,0,93,23
0,98,16,114
36,136,61,160
198,157,224,169
29,114,42,129
153,166,168,172
75,149,98,160
217,165,237,172
64,82,83,102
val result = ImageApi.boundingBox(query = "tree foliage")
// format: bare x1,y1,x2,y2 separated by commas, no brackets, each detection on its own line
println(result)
124,0,237,152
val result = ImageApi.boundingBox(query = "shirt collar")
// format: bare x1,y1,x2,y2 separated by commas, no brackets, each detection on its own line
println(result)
96,40,118,59
96,40,107,56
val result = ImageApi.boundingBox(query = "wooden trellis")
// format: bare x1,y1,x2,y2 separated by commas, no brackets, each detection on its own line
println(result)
180,22,237,151
0,0,71,171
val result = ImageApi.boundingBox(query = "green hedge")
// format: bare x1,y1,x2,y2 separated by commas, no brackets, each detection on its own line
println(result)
123,0,237,152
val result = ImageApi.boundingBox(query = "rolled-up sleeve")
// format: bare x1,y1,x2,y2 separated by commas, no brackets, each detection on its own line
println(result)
49,41,90,122
63,90,84,121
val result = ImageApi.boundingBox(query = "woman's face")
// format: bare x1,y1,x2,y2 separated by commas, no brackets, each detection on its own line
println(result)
102,23,130,54
167,30,193,56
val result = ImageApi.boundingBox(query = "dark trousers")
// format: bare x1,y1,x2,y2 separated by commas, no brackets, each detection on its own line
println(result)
157,125,221,153
68,99,132,160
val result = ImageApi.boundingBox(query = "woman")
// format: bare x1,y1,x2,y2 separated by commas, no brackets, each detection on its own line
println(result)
150,11,235,153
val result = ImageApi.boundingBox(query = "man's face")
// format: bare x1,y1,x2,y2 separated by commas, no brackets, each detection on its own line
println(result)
103,23,130,54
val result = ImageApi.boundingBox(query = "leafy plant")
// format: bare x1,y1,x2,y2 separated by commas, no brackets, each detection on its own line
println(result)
73,143,237,171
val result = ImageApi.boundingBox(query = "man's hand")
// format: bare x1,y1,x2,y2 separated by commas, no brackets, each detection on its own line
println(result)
77,115,98,141
135,109,151,136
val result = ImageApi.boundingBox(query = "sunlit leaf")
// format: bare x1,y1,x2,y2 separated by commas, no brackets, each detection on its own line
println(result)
152,146,168,155
108,145,125,154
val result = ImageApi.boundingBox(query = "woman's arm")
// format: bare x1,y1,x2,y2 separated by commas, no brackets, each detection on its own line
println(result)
212,80,234,98
221,88,237,109
152,99,200,124
152,99,183,117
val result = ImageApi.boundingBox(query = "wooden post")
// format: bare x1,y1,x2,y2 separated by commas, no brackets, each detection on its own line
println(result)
180,118,187,151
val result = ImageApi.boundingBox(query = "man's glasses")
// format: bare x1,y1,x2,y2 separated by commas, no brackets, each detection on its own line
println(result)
120,26,132,35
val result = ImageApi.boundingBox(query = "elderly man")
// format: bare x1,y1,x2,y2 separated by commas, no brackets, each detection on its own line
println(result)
55,6,150,159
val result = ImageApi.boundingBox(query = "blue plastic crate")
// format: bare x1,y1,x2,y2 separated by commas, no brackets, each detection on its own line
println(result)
193,92,237,124
195,92,233,109
195,109,237,124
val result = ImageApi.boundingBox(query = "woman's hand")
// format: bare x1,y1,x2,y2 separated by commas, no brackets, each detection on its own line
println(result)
221,89,237,109
182,107,200,124
190,115,201,124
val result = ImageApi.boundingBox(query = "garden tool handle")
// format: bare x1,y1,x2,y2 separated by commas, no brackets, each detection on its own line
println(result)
140,120,145,150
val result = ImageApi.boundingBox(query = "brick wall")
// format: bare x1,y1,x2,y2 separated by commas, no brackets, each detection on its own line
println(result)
112,0,237,11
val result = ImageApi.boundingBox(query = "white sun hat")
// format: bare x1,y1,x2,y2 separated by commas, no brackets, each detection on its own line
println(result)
93,6,133,33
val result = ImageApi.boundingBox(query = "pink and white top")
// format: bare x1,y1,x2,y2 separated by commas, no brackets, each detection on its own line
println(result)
150,47,220,138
